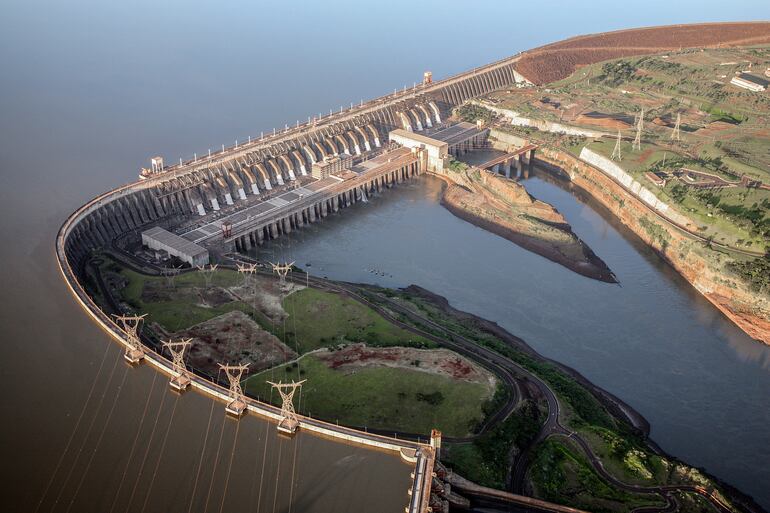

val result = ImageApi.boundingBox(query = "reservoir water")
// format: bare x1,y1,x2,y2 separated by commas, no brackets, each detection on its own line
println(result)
256,174,770,508
3,0,770,511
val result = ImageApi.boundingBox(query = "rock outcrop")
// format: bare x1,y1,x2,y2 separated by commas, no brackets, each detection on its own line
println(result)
439,170,616,283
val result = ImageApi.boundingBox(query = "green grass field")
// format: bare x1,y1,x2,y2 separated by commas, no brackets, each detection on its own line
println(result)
280,287,435,354
106,263,263,332
585,140,769,249
530,439,665,512
244,354,491,437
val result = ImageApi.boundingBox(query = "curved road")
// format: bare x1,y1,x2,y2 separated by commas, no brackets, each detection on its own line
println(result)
290,272,745,513
99,249,748,513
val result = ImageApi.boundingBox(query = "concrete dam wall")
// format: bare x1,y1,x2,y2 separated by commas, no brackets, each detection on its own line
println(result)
61,54,527,272
53,52,531,513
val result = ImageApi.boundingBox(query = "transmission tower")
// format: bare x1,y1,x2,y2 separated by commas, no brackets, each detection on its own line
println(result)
270,261,295,287
196,264,218,288
219,363,249,416
671,112,681,142
114,314,147,364
163,339,192,391
268,380,306,434
161,266,180,288
611,130,623,161
236,262,258,287
633,108,644,151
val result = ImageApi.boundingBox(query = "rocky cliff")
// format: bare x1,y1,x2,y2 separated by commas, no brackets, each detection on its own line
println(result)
537,146,770,344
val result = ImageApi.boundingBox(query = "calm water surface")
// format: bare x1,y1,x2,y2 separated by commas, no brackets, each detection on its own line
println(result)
257,175,770,508
3,0,770,511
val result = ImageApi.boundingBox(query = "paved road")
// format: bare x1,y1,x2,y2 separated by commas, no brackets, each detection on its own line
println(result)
283,272,747,513
102,250,751,513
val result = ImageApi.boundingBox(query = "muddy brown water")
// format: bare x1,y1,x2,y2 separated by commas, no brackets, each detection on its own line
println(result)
3,2,770,512
253,174,770,509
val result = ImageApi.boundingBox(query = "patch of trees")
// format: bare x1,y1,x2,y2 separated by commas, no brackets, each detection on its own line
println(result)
447,157,468,173
727,254,770,294
455,104,495,124
637,56,685,75
470,399,543,488
598,61,638,86
700,104,746,124
639,216,671,251
669,184,688,203
695,192,770,239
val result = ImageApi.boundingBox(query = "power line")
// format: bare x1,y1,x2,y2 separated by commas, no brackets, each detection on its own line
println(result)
139,396,181,513
219,363,249,417
268,381,306,435
217,421,242,513
64,367,130,513
186,395,217,513
611,130,623,161
202,415,228,513
124,387,169,513
49,355,122,511
671,112,681,142
633,108,644,151
33,342,112,513
108,371,159,513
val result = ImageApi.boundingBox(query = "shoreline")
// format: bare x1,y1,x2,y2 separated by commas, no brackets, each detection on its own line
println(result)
431,173,617,283
400,284,651,438
533,147,770,346
398,284,767,513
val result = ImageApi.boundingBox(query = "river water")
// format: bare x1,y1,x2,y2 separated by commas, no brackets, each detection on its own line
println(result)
256,174,770,508
3,0,770,511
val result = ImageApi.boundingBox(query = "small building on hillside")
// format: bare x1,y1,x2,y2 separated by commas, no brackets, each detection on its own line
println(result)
645,171,667,187
730,72,768,92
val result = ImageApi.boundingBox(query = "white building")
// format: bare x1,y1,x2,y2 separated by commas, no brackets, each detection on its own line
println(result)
730,73,768,92
141,226,209,266
389,129,449,172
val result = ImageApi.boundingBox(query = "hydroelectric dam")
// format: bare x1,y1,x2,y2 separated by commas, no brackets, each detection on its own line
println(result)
55,53,533,513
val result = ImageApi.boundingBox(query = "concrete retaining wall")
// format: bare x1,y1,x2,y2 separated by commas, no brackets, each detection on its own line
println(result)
579,148,691,227
477,103,608,138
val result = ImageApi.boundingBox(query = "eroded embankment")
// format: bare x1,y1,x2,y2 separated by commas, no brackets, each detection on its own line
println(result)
536,147,770,345
436,171,616,283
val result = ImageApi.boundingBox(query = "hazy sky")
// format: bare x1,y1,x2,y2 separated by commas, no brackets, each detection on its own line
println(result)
0,0,768,190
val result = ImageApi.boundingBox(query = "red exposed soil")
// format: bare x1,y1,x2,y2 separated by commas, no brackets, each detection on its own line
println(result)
514,22,770,85
574,114,631,130
315,344,494,384
695,121,736,136
637,148,655,163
